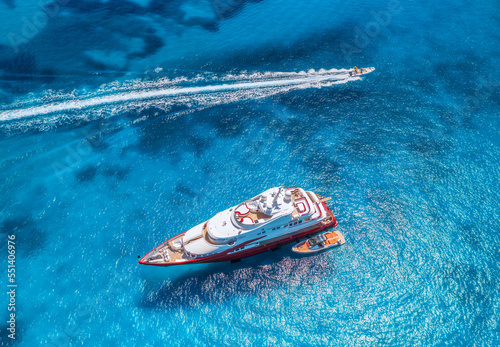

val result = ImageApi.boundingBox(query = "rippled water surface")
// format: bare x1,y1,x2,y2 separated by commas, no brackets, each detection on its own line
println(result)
0,0,499,345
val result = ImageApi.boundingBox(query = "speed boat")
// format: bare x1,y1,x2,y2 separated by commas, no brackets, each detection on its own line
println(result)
292,230,345,254
139,186,338,266
349,66,375,77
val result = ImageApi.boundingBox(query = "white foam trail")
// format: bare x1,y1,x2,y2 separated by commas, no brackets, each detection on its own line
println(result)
0,68,361,131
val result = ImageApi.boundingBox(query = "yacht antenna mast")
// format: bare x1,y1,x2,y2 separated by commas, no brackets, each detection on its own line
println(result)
273,185,284,205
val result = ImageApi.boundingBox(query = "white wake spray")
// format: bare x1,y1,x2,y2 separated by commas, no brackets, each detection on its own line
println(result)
0,68,363,132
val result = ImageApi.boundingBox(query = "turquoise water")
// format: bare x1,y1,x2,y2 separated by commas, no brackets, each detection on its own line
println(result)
1,0,499,345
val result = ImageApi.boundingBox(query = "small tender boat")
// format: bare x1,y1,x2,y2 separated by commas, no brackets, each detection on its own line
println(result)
292,230,345,254
349,66,375,77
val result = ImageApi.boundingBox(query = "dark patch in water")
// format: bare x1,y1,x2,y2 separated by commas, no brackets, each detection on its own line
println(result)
0,52,40,96
437,262,499,339
14,5,165,83
1,0,15,9
59,0,259,41
83,56,109,71
456,224,483,251
211,0,263,21
188,135,212,157
171,182,202,206
102,165,130,180
200,21,219,32
106,0,146,16
75,165,98,182
128,208,147,222
82,121,112,153
277,117,320,146
147,0,183,18
413,159,454,185
127,33,164,59
212,113,246,138
407,134,452,157
433,51,483,93
437,107,461,131
175,182,201,199
0,215,46,256
202,164,213,175
190,19,377,72
432,51,500,128
272,116,344,188
1,52,36,75
198,102,260,139
62,0,146,15
136,106,216,158
0,322,22,345
37,68,57,84
340,135,388,162
137,110,184,155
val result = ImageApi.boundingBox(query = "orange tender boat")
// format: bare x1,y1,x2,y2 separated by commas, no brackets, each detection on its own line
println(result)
292,230,345,254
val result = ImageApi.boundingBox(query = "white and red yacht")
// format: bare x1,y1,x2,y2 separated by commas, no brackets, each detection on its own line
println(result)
139,186,338,266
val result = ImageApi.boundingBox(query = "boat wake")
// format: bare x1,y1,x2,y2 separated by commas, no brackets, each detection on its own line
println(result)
0,68,365,134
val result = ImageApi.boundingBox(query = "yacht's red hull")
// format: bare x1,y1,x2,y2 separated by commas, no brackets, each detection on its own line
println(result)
139,200,338,266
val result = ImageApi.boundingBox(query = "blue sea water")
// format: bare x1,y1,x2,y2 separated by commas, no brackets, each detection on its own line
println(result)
0,0,500,345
